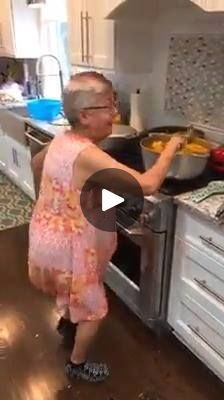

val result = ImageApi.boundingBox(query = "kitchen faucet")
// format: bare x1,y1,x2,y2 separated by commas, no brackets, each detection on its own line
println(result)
35,54,64,98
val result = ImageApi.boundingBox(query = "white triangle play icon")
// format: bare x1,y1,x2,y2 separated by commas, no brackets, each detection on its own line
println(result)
102,189,124,212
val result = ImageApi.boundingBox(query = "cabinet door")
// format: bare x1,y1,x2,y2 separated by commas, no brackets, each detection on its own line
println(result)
0,0,14,57
0,133,10,173
67,0,88,66
7,136,22,183
11,0,40,58
86,0,121,69
6,136,35,199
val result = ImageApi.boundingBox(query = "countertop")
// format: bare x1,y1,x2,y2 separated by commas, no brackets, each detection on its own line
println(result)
8,108,224,228
175,191,224,226
25,118,69,138
0,102,26,109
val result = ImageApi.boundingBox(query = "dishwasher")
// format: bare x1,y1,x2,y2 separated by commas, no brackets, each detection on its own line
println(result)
25,123,52,198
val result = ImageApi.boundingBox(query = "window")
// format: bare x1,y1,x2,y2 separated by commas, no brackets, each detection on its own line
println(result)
40,0,70,99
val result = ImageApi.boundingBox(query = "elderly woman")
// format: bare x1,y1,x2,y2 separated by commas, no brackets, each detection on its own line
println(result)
28,71,183,383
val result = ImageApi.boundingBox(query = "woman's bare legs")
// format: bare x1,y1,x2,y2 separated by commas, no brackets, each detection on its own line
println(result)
62,308,70,320
71,320,101,364
66,319,109,382
57,308,77,347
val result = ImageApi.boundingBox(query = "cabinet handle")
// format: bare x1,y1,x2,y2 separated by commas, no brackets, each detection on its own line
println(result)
188,324,224,360
116,221,143,237
200,235,224,256
25,132,49,147
194,278,224,305
80,11,85,62
0,23,3,48
86,12,91,63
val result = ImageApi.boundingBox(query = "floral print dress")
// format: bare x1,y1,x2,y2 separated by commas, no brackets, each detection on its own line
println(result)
28,132,117,323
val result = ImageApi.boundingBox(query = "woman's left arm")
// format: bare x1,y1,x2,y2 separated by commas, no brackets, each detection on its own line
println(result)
31,145,49,197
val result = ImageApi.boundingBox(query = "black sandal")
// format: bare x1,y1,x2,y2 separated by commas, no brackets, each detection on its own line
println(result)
65,360,109,383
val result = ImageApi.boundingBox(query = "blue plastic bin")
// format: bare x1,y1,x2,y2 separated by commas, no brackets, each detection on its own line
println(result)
26,98,62,122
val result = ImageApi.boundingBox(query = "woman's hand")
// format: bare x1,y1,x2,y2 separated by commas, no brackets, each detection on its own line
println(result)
165,135,185,154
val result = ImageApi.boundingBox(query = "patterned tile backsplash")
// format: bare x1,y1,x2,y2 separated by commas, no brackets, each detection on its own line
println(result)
165,34,224,129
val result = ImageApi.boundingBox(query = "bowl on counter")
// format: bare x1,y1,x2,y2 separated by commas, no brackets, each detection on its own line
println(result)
26,98,62,122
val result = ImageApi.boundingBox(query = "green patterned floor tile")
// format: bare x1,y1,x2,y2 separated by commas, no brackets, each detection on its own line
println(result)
0,173,34,231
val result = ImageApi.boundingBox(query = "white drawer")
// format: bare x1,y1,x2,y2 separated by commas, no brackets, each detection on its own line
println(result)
169,269,224,351
172,301,224,383
179,239,224,309
181,279,224,337
168,237,224,338
175,208,224,264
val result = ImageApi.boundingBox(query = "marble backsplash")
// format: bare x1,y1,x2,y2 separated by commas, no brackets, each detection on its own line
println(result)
165,34,224,129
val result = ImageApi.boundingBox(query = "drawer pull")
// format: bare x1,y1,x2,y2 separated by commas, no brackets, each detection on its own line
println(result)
194,278,224,305
188,324,224,360
200,235,224,256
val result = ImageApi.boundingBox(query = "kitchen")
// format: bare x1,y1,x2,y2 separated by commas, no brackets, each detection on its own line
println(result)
1,0,224,398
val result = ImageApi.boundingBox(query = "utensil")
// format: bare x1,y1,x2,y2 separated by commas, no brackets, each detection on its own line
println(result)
140,133,211,180
190,181,224,203
184,125,196,143
148,125,205,138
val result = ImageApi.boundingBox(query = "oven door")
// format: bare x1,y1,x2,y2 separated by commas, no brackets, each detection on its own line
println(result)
105,220,143,317
25,127,52,198
105,220,167,326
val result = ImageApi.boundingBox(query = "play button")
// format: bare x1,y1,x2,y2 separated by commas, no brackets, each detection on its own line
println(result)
80,168,144,232
102,189,124,211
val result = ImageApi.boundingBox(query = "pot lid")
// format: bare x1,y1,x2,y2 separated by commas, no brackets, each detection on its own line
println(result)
110,124,137,138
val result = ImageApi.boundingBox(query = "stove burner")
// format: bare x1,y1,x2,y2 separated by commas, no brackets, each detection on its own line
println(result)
159,167,224,196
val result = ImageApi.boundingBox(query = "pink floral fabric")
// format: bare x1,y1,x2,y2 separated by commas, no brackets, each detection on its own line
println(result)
28,132,117,323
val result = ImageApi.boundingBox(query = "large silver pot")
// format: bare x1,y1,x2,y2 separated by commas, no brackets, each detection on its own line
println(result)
140,133,211,180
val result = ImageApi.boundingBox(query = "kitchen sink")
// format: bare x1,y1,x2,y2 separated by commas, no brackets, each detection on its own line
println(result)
8,105,29,118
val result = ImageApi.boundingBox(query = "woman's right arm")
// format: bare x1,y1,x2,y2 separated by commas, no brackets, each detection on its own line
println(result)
74,136,184,195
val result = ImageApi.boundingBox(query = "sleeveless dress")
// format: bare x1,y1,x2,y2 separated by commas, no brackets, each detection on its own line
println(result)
28,132,117,323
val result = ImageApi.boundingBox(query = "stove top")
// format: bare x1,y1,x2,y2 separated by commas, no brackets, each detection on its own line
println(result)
159,167,224,196
106,147,224,198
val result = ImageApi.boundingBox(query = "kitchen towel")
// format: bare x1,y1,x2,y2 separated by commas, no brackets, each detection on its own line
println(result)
130,90,144,132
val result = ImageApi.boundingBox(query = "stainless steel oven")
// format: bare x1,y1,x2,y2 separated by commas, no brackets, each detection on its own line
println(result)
105,194,175,334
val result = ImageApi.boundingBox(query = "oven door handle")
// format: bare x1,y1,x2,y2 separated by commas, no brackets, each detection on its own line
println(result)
25,131,50,147
116,221,143,236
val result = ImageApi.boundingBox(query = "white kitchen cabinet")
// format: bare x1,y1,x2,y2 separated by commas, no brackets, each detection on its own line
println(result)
0,132,10,173
168,207,224,383
0,0,40,58
67,0,124,69
190,0,224,11
66,0,84,66
6,136,35,200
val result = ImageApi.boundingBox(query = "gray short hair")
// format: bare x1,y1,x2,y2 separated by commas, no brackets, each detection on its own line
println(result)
63,71,112,127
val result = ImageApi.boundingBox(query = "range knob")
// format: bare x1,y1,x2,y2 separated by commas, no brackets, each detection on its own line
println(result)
141,209,157,225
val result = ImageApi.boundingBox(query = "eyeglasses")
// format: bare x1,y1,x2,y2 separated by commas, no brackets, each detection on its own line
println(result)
82,102,118,112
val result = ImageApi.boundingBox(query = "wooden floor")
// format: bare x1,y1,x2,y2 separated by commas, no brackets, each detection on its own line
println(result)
0,224,224,400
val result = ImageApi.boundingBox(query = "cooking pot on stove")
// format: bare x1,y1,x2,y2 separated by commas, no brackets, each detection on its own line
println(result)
140,133,211,180
99,124,148,153
210,146,224,173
